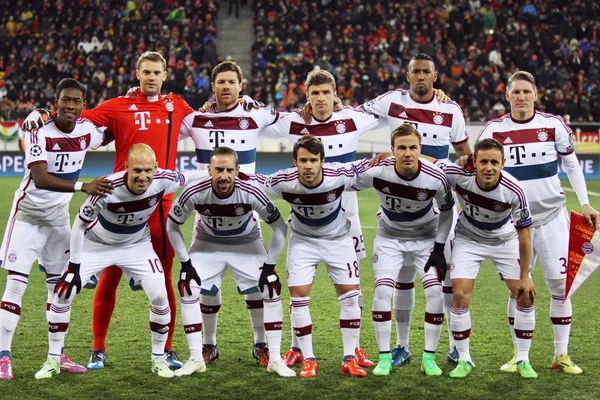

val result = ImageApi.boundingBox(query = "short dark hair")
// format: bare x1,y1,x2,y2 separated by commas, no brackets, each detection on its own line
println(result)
474,138,504,158
293,135,325,161
211,61,243,84
408,53,436,71
55,78,86,100
136,51,167,71
391,123,421,146
209,146,238,166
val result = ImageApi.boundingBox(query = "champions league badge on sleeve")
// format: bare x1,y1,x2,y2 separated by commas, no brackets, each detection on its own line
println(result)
30,144,43,157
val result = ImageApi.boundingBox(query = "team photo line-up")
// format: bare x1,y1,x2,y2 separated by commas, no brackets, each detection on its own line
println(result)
0,51,598,381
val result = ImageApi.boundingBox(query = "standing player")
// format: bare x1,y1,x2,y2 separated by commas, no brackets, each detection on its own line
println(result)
260,69,381,368
253,135,366,377
445,138,537,379
39,144,204,379
166,147,294,377
352,124,455,376
361,53,471,366
478,71,599,374
0,79,112,380
178,61,282,366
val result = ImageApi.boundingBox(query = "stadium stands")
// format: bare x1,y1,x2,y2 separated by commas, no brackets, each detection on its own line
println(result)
250,0,600,122
0,0,220,119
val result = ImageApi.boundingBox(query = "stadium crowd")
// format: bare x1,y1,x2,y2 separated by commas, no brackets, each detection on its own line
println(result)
0,0,221,120
250,0,600,123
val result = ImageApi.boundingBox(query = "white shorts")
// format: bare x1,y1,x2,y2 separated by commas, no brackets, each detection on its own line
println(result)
529,208,569,280
374,235,437,282
451,235,521,281
78,240,165,287
189,239,267,295
348,213,366,260
1,219,70,275
286,233,359,287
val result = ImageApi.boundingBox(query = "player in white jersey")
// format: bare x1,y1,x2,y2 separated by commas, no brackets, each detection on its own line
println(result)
444,138,537,379
361,53,471,367
260,70,381,368
37,144,204,380
166,147,294,377
0,79,112,380
352,124,455,376
248,135,366,378
477,71,599,375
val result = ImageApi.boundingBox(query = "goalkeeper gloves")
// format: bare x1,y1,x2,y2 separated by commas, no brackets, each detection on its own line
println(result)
424,242,448,282
258,263,281,299
178,259,201,297
55,262,83,299
22,109,52,131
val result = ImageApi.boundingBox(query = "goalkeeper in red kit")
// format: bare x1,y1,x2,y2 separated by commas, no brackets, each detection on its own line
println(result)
23,51,195,369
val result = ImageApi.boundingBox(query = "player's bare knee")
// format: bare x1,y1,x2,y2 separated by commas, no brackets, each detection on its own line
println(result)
451,291,471,309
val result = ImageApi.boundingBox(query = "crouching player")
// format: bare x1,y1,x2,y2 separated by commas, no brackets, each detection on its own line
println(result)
39,144,204,379
352,123,455,376
166,147,295,377
445,138,537,379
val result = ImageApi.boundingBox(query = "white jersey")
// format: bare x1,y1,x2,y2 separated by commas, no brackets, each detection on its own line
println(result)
168,177,281,245
353,158,454,240
363,89,468,161
445,164,532,244
477,111,575,226
179,103,280,173
253,163,358,239
78,169,187,245
262,108,380,216
14,118,104,226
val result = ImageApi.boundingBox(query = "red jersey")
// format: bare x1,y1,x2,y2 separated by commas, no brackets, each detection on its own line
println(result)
82,90,194,172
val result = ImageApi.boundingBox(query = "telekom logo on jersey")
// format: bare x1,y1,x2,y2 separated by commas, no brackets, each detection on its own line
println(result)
133,111,170,131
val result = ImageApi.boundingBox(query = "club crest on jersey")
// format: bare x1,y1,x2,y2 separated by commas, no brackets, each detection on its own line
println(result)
417,191,428,201
148,196,158,207
326,191,337,202
582,242,594,254
165,101,174,112
372,253,378,263
537,130,548,141
493,202,506,212
235,205,245,216
30,144,42,157
7,252,17,263
79,137,87,150
335,121,346,133
239,118,250,130
433,113,444,125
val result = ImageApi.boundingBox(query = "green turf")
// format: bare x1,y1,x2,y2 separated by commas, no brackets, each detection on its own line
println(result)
0,177,599,400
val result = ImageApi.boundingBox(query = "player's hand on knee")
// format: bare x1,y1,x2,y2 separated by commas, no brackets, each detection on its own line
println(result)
178,259,201,297
258,263,281,299
424,242,447,282
240,95,264,112
55,262,82,299
516,277,536,307
125,86,140,99
22,109,52,132
83,175,114,196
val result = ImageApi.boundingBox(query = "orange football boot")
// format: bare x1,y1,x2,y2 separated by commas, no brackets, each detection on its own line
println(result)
341,357,367,377
300,358,318,378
